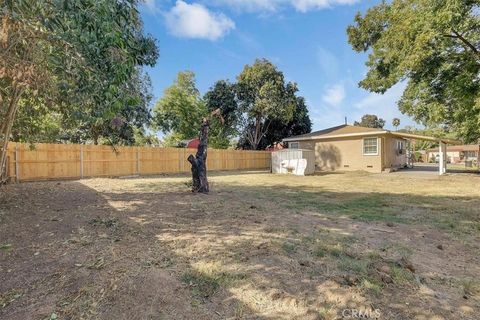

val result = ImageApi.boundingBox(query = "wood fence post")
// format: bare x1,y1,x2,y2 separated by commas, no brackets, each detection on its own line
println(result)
181,148,185,172
14,145,19,183
137,147,140,175
80,145,84,179
269,152,272,172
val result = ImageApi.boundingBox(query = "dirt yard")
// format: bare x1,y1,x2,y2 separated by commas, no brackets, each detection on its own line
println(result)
1,170,479,319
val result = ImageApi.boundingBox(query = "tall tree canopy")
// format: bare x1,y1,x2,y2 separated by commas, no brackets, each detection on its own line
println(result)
239,96,311,149
347,0,480,142
236,59,298,150
204,80,239,149
152,71,206,146
0,0,158,177
153,61,310,150
354,114,385,129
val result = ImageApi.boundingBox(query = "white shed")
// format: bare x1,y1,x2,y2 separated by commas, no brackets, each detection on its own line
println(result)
271,149,315,175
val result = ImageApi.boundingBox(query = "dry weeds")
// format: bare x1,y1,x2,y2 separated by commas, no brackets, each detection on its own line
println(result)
0,170,479,319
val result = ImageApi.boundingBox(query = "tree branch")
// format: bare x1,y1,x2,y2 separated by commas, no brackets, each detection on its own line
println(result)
444,30,480,60
258,119,272,142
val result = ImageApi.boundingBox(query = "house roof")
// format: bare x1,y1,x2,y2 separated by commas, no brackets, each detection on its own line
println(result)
283,124,383,141
427,145,480,152
283,124,461,144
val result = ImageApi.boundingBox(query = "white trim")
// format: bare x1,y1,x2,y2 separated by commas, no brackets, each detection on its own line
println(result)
289,142,299,149
283,131,387,142
396,140,405,153
389,132,460,144
283,129,462,145
363,137,379,156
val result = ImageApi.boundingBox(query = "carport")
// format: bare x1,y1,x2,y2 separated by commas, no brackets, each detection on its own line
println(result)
389,132,461,175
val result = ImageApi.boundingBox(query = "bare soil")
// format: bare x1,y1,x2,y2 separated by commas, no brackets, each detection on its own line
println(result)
1,170,479,319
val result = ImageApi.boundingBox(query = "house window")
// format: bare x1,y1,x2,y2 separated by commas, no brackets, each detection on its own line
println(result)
289,142,299,149
363,138,378,155
465,151,477,158
396,141,404,154
397,141,404,150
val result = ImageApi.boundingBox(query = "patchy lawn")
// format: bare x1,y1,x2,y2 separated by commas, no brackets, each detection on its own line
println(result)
1,170,479,319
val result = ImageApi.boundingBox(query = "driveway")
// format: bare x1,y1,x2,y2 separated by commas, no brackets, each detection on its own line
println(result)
395,163,479,175
395,163,439,175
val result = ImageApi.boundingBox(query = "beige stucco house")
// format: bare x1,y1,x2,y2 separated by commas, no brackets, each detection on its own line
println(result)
283,124,459,174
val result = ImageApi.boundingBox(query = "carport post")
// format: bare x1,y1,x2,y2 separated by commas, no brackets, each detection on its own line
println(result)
439,141,447,175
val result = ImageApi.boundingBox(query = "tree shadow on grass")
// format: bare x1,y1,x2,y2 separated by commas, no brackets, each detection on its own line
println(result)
0,176,479,319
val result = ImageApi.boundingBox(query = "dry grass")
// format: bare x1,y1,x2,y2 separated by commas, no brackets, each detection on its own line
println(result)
1,170,479,319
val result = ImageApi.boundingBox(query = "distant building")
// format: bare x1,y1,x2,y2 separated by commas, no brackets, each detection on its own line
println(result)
426,145,479,164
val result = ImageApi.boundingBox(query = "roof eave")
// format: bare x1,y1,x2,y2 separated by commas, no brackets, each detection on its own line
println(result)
284,130,463,145
388,132,462,145
283,131,388,142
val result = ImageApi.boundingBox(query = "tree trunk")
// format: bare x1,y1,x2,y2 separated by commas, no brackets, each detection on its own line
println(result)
187,119,209,193
0,88,22,184
253,116,261,150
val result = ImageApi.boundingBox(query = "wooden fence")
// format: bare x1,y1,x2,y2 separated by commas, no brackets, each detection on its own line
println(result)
5,142,271,182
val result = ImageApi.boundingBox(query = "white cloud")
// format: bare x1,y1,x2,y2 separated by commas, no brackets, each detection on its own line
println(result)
143,0,158,12
209,0,359,12
310,106,347,131
322,84,345,106
317,46,339,79
354,82,405,112
293,0,358,12
353,82,419,129
141,0,168,14
208,0,277,12
165,1,235,41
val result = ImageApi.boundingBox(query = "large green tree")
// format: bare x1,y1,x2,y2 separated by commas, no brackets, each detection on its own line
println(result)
152,71,206,146
347,0,480,142
0,0,158,179
354,114,386,128
67,69,155,145
239,96,312,149
11,99,64,143
203,80,239,149
236,59,297,150
12,69,155,145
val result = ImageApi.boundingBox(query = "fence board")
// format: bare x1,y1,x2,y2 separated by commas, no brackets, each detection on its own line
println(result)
4,142,271,182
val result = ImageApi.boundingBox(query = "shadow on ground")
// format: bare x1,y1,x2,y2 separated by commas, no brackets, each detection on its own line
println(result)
0,171,479,319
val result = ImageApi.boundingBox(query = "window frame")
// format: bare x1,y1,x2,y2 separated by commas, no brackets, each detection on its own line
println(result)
396,140,405,154
363,137,379,156
289,142,299,149
396,141,404,151
465,150,477,158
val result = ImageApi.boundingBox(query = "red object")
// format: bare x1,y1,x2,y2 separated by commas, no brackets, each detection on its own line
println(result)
265,143,284,152
186,139,200,149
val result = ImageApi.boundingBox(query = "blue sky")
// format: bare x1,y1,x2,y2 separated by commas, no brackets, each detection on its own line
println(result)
140,0,419,132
